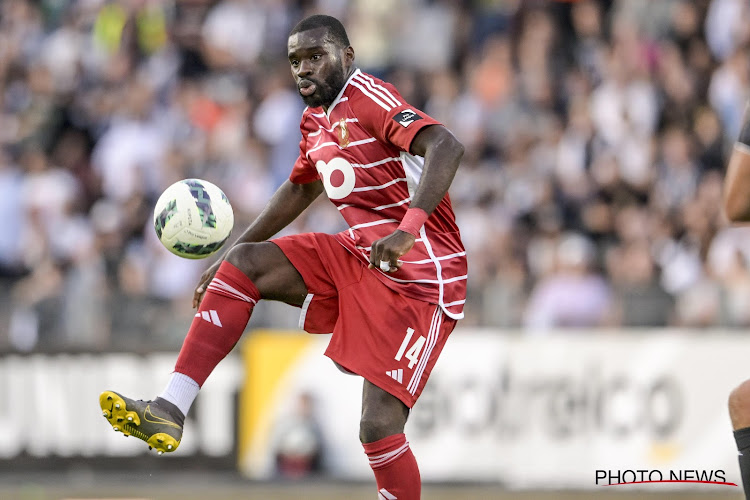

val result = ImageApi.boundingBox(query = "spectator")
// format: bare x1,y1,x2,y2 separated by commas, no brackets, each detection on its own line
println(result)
523,232,613,330
271,392,326,479
3,0,750,350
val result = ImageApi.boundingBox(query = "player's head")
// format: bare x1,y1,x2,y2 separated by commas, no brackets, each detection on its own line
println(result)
288,15,355,109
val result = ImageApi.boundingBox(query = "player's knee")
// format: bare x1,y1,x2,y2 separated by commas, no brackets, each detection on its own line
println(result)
729,379,750,429
359,413,401,444
225,243,268,282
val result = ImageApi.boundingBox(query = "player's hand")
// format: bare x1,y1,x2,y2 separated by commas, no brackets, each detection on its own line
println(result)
193,259,222,309
369,230,415,273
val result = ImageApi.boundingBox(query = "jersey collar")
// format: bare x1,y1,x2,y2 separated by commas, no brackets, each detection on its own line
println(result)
326,68,361,120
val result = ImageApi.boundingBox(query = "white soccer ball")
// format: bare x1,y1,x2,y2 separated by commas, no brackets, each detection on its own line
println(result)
153,179,234,259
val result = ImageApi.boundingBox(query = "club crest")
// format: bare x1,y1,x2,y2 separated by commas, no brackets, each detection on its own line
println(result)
337,118,350,147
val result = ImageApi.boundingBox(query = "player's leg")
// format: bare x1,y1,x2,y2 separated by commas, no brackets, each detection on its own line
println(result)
729,379,750,499
171,241,307,389
360,380,421,500
328,273,456,500
101,241,308,453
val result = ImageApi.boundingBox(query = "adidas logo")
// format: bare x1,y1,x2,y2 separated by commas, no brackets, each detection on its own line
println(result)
378,488,397,500
195,310,222,327
386,369,403,384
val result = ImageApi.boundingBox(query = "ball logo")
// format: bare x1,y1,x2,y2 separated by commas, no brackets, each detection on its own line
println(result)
316,157,356,199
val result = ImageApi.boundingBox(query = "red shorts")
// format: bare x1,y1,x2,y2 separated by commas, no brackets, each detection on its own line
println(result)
272,232,457,408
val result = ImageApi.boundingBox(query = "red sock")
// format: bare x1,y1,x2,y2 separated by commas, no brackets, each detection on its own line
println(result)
174,261,260,386
363,433,421,500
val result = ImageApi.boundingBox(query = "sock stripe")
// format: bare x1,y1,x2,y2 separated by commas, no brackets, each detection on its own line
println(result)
208,278,258,304
363,433,420,499
368,442,410,469
367,441,409,461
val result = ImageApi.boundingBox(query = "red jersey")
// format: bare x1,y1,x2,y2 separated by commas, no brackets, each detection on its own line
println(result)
290,69,467,319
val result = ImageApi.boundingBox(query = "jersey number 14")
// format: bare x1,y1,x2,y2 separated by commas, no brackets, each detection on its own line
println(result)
395,327,426,369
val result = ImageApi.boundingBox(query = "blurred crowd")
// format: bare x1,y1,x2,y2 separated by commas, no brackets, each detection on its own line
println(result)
2,0,750,351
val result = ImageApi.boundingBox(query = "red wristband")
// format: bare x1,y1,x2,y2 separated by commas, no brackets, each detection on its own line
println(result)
398,208,429,237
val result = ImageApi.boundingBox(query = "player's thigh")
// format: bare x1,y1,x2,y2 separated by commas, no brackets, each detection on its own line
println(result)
224,241,308,306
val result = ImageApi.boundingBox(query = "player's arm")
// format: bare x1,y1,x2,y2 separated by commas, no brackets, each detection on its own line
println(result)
233,179,324,243
407,124,465,215
369,125,464,271
724,104,750,222
193,179,323,307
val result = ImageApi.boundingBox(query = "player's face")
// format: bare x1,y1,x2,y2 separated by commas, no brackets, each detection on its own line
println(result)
288,28,352,109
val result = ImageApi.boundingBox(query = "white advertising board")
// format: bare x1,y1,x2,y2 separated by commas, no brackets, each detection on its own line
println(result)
237,329,745,490
0,352,241,460
0,329,744,491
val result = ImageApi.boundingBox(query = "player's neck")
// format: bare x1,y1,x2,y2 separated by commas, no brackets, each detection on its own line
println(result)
323,66,358,112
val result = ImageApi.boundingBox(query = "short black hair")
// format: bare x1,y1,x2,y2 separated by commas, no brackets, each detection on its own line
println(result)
289,14,350,48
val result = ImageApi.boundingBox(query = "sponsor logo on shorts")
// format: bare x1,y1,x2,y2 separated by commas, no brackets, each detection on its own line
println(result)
386,369,403,384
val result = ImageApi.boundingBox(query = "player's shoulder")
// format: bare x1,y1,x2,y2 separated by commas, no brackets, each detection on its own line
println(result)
299,106,326,133
345,70,404,112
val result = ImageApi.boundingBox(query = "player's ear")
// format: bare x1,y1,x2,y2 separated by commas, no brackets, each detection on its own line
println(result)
344,46,355,66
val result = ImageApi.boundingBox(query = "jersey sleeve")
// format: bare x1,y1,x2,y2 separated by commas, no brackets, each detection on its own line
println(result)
289,128,319,184
349,77,441,153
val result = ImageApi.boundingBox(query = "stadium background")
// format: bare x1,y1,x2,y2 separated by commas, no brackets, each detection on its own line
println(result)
1,0,749,498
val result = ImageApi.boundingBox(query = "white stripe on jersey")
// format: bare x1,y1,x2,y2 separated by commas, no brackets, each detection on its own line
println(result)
399,152,425,198
348,137,378,147
325,88,350,118
306,137,377,156
357,73,402,107
338,197,412,212
349,218,398,230
376,274,468,285
308,118,359,137
372,197,412,211
349,80,392,111
307,140,338,155
443,299,466,307
352,157,402,168
352,177,407,192
441,274,469,284
419,226,446,306
400,251,467,264
355,239,424,252
353,74,401,108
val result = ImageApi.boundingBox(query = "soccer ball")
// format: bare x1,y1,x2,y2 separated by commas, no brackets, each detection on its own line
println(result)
153,179,234,259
